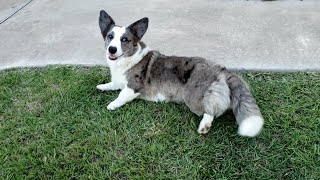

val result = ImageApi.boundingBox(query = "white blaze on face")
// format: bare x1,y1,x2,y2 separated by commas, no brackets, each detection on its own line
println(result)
108,26,126,58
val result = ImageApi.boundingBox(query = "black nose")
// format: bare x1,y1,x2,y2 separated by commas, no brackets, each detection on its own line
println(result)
108,46,117,54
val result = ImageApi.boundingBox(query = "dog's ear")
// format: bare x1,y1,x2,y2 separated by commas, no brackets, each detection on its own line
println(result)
99,10,115,40
127,17,149,39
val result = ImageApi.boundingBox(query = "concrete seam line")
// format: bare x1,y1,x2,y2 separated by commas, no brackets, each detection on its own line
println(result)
0,0,33,24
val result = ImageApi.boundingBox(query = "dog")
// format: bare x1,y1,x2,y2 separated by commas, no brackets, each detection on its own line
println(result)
96,10,264,137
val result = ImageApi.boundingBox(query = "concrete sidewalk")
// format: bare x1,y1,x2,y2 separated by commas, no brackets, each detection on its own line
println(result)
0,0,319,71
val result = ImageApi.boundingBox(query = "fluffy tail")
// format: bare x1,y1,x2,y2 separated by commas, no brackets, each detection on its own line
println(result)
227,74,264,137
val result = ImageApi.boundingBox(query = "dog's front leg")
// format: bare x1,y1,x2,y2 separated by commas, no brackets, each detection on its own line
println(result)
96,82,121,91
107,87,140,110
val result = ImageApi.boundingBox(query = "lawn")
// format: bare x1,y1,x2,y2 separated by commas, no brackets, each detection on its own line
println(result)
0,66,319,179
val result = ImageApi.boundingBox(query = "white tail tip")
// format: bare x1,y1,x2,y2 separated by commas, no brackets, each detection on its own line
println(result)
238,116,264,137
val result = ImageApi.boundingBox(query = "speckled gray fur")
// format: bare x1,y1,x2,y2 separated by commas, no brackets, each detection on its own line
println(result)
126,50,262,124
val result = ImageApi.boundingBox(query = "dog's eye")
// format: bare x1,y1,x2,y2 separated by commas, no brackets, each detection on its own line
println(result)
121,37,128,42
107,34,113,39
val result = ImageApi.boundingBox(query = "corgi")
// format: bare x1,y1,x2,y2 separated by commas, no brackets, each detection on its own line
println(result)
96,10,264,137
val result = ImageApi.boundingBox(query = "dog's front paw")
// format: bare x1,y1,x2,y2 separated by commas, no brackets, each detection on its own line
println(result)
197,122,211,134
107,100,122,111
96,84,110,91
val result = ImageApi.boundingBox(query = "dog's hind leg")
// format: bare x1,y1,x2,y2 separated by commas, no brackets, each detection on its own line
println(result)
198,80,231,134
198,114,214,134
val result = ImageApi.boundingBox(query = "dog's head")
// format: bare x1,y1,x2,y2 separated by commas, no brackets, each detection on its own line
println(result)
99,10,148,61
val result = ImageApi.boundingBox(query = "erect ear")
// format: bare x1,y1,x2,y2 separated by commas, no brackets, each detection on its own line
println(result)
127,17,149,39
99,10,115,40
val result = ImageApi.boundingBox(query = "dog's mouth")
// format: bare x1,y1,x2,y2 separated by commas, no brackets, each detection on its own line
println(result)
108,54,124,61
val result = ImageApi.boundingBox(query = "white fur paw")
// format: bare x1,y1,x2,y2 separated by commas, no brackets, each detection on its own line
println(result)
96,84,108,91
107,101,122,111
197,122,212,134
96,83,115,91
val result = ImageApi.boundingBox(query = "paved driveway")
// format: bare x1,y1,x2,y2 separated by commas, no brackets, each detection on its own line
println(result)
0,0,319,71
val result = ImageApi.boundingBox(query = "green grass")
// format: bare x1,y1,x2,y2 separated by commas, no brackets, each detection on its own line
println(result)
0,66,319,179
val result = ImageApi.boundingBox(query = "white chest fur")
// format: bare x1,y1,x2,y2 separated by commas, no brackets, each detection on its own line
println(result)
108,62,128,89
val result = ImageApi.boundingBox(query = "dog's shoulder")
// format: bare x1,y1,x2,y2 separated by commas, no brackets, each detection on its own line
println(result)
125,51,160,92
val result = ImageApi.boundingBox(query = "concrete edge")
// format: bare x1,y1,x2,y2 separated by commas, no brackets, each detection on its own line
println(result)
1,64,319,73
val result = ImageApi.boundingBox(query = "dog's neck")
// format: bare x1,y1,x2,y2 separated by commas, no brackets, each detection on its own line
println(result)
107,42,150,74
